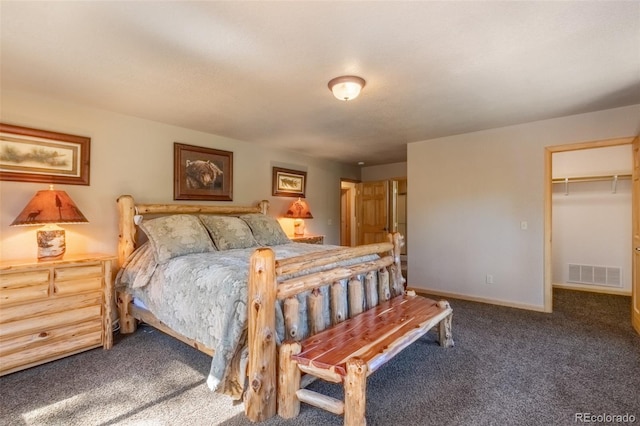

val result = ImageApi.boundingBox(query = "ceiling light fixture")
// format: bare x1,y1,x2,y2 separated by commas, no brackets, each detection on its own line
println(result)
328,76,366,101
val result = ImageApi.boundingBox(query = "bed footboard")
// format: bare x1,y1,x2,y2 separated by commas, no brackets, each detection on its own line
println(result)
244,233,405,422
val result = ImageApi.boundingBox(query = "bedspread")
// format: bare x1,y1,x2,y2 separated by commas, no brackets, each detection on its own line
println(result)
116,242,377,398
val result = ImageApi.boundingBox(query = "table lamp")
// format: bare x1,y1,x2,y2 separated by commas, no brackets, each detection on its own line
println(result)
284,198,313,236
10,185,89,260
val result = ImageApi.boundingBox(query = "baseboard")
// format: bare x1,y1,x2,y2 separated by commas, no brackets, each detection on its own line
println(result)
408,286,547,313
552,283,631,296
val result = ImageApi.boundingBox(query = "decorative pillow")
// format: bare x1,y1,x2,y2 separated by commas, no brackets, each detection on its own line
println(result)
139,214,216,264
239,213,291,246
199,215,259,250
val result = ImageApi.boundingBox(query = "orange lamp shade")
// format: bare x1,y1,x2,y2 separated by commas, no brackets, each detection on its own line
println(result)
284,198,313,236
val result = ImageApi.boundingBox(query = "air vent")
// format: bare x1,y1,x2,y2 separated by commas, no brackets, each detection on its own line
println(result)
568,264,622,287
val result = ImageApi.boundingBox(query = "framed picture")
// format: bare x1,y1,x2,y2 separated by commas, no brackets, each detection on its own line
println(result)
0,123,90,185
272,167,307,197
174,142,233,201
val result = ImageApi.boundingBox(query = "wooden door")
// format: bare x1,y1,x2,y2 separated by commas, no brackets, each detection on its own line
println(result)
356,181,390,245
632,135,639,334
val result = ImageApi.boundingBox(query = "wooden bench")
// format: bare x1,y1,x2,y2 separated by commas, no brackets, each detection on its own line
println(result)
277,293,454,426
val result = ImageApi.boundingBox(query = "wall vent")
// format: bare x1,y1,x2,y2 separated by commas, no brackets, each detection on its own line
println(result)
568,264,622,288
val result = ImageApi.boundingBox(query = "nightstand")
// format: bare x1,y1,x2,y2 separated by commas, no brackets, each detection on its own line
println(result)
0,253,116,375
289,234,324,245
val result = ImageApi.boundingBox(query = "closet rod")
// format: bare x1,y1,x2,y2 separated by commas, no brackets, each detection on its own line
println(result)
552,174,631,184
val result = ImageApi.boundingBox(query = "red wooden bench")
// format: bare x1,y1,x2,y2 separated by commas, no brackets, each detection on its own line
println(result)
278,294,453,426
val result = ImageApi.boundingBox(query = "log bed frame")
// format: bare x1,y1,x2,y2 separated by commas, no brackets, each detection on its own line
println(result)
115,195,453,425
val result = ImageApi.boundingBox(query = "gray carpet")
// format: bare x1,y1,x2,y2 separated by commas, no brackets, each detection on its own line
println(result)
1,289,638,426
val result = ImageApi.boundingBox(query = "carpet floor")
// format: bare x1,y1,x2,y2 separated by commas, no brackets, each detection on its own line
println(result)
1,289,638,426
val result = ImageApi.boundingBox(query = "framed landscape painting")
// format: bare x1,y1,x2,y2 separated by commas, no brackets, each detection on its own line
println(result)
174,142,233,201
272,167,306,197
0,123,91,185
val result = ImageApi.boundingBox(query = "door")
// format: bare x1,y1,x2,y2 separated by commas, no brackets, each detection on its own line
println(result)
356,180,390,245
632,135,639,334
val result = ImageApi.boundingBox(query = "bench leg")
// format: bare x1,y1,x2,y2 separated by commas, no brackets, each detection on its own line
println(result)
344,358,368,426
278,342,301,418
438,313,454,348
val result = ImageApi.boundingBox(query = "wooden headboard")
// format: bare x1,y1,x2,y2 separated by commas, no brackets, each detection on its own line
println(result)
116,195,269,268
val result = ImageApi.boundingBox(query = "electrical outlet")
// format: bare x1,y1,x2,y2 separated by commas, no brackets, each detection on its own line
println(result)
327,219,333,225
486,274,494,284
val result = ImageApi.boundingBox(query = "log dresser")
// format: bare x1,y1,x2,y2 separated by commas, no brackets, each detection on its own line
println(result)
0,253,115,376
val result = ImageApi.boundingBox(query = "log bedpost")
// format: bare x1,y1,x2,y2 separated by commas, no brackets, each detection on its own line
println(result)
278,341,302,418
116,290,137,334
259,200,269,215
388,232,406,294
117,195,136,269
245,248,278,422
344,358,368,426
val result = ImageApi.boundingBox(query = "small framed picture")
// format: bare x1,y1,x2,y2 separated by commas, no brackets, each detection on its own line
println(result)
174,142,233,201
0,123,90,185
272,167,307,197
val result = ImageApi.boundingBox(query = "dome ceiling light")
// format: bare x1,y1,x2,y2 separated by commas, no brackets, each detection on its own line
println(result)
328,76,366,101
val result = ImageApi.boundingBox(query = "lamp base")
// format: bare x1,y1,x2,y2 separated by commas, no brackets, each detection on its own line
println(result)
37,225,65,260
293,219,305,236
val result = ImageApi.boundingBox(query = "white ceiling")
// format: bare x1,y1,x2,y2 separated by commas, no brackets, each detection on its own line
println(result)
1,1,639,166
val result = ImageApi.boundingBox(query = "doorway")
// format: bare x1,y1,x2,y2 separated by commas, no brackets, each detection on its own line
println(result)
544,137,636,314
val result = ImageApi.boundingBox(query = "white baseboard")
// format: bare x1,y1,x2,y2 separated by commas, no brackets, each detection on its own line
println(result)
552,283,631,296
408,286,547,312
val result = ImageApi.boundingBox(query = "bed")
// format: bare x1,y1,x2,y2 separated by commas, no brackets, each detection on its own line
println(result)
115,195,406,422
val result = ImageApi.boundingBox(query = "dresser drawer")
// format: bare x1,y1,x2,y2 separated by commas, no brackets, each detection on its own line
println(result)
0,321,103,375
0,269,50,306
54,276,103,295
0,318,103,357
55,264,103,281
0,293,103,338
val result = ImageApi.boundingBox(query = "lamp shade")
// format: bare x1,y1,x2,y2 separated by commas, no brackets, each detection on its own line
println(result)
328,76,366,101
284,198,313,219
11,188,88,226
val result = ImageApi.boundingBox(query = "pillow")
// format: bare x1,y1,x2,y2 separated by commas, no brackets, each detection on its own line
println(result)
199,215,259,250
239,213,291,246
139,214,216,264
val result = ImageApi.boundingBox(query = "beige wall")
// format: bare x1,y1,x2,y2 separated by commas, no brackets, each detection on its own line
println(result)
0,90,359,260
408,104,640,310
361,161,407,181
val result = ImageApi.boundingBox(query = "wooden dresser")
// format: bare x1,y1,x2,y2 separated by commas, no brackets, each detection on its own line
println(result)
0,253,115,376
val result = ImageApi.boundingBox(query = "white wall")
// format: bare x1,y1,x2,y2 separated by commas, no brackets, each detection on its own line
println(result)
0,90,360,261
361,162,407,181
408,104,640,310
552,145,632,293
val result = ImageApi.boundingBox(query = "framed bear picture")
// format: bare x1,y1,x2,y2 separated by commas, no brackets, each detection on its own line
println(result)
174,142,233,201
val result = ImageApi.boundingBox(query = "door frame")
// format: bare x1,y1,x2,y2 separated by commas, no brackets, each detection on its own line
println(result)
340,178,360,247
544,136,635,313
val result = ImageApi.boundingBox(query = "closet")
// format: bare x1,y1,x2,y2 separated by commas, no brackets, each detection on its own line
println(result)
552,145,633,294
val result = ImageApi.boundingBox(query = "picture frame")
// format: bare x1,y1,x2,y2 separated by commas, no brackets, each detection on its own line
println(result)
0,123,91,185
272,167,307,197
174,142,233,201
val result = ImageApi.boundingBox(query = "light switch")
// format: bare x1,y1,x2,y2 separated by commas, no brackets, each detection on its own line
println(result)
520,221,528,230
